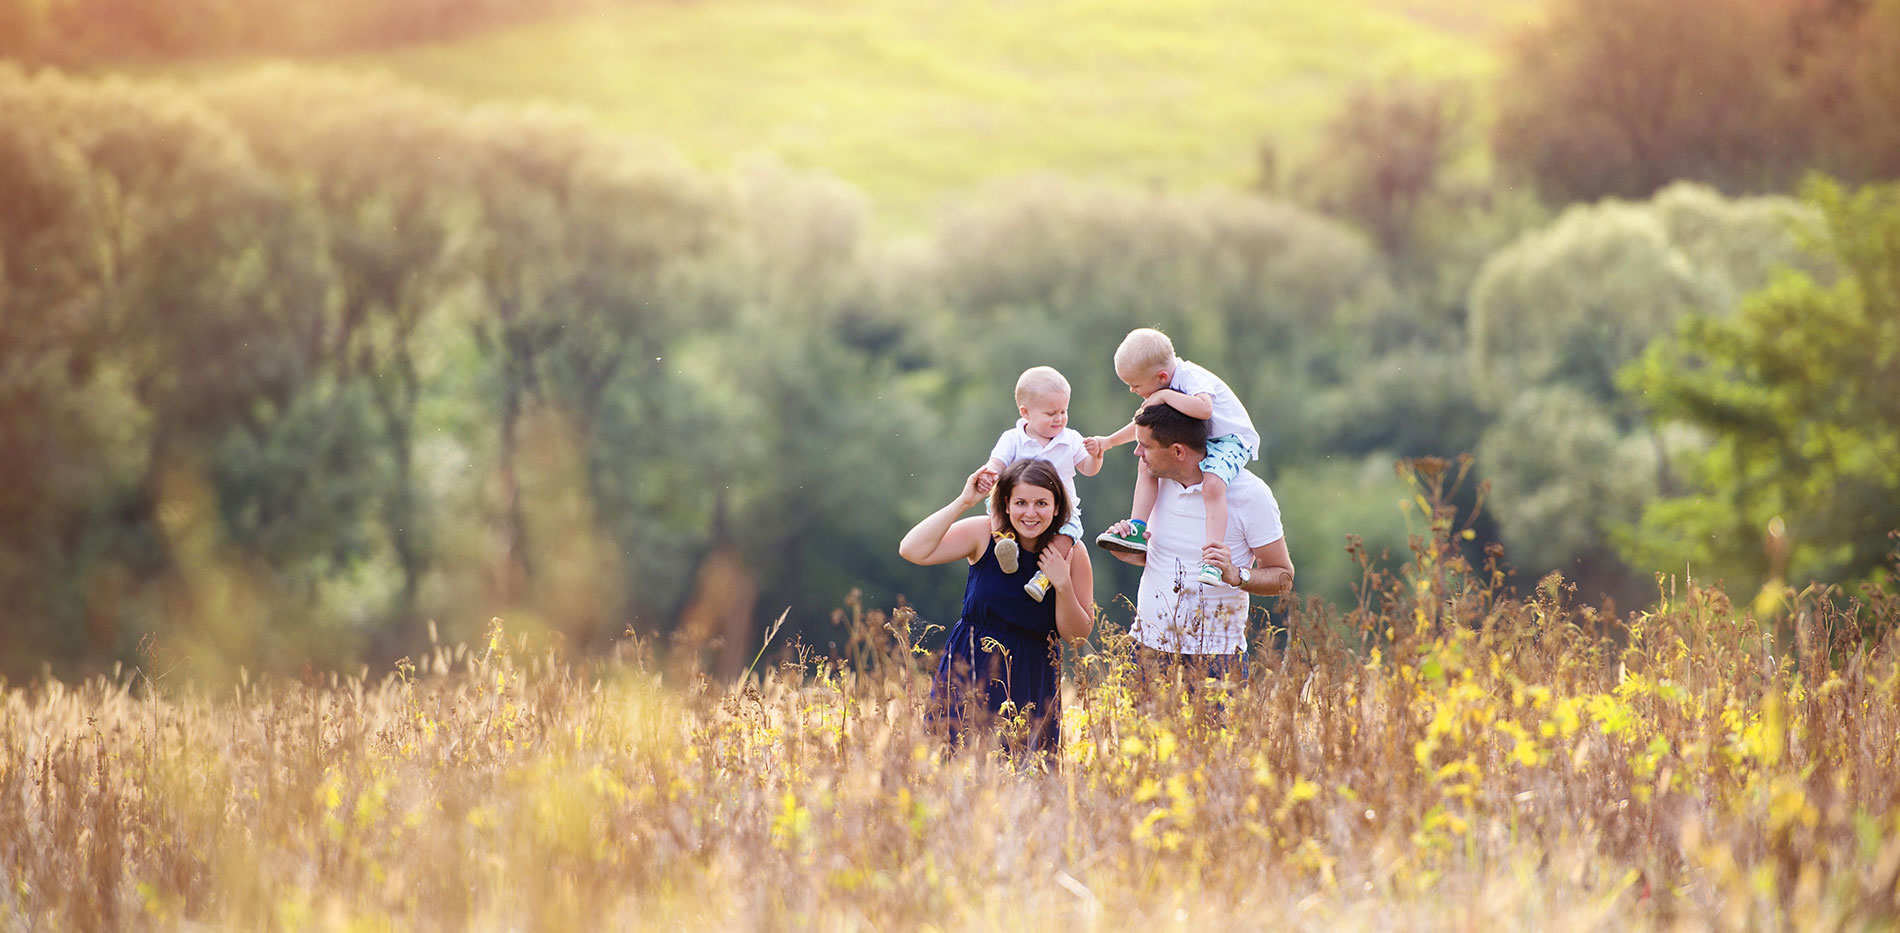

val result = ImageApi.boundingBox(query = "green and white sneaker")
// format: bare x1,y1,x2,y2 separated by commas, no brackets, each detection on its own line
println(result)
1197,563,1225,586
1094,521,1148,554
1023,571,1052,602
993,532,1020,573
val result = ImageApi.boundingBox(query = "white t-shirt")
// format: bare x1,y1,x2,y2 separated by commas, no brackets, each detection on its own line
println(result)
1130,466,1284,655
1171,358,1260,458
989,420,1089,508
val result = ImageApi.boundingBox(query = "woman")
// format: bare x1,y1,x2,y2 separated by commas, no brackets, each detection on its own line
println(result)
898,459,1095,751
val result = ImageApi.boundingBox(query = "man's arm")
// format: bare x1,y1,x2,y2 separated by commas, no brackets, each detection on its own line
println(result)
1201,538,1293,597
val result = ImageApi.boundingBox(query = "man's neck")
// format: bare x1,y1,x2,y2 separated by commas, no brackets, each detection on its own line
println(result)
1171,465,1206,488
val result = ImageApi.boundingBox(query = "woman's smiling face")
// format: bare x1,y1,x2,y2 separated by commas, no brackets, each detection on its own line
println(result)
1004,481,1057,543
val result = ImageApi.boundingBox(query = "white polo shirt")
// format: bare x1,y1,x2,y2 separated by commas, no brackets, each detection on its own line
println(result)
989,421,1088,508
1172,358,1260,458
1130,466,1283,655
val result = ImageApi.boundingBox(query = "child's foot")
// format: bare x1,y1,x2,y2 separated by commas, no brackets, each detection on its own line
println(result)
993,532,1019,573
1095,520,1148,554
1023,571,1052,602
1198,563,1225,586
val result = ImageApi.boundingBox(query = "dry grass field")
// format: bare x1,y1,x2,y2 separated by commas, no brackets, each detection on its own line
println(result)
5,460,1899,930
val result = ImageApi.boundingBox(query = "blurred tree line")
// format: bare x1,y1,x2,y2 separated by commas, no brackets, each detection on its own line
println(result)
1493,0,1900,202
3,0,1899,680
0,0,615,65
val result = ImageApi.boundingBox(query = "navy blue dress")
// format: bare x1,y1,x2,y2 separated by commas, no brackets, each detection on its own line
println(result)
928,535,1063,752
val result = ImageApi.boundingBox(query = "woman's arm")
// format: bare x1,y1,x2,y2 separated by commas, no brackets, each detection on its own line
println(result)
898,469,993,566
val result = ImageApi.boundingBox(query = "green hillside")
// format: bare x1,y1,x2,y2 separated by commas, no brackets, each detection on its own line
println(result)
308,0,1533,232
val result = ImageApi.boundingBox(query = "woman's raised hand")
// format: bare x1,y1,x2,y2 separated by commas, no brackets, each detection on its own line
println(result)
973,465,999,496
1035,546,1072,591
960,467,993,507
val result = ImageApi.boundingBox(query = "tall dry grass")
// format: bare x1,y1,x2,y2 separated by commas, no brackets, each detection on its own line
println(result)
4,458,1899,931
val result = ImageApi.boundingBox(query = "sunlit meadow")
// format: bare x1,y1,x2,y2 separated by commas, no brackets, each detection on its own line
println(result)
6,459,1899,930
197,0,1529,232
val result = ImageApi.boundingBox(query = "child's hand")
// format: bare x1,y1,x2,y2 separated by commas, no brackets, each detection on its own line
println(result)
1083,436,1108,457
973,466,999,494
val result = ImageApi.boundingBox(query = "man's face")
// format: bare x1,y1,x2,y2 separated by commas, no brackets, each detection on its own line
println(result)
1134,425,1194,484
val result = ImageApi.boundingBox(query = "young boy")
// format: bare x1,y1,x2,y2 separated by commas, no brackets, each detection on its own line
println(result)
1084,328,1260,586
977,366,1104,600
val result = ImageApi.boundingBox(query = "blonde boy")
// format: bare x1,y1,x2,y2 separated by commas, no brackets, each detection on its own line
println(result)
977,366,1105,600
1085,328,1260,586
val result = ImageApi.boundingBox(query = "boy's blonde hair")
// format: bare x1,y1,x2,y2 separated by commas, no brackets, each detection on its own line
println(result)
1114,327,1176,377
1014,366,1071,407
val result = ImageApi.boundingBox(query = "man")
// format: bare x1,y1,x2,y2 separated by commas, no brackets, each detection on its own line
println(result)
1099,403,1294,676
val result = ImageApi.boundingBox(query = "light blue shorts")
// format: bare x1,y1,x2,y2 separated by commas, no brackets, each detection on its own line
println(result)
1058,510,1085,544
1199,434,1255,485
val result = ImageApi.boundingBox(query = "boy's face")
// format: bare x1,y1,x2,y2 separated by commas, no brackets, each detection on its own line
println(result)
1118,367,1170,399
1018,392,1070,441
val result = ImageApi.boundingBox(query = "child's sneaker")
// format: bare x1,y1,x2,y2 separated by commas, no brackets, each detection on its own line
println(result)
1095,521,1148,554
993,532,1020,573
1197,563,1225,586
1023,571,1052,602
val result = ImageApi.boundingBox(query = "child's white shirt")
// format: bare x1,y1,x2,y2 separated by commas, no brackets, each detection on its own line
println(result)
989,421,1089,507
1171,358,1260,458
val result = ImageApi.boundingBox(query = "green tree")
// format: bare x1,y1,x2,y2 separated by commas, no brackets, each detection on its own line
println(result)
1477,387,1659,575
1621,178,1900,594
0,70,357,673
1467,183,1819,596
461,105,732,635
0,91,130,665
1469,183,1817,403
203,68,478,624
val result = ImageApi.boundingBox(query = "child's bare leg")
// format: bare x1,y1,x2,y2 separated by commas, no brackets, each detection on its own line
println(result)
1097,463,1158,553
1203,473,1228,551
1052,535,1074,558
1198,473,1230,584
1131,458,1159,524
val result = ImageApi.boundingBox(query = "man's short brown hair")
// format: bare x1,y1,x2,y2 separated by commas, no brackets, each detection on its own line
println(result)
1134,402,1207,454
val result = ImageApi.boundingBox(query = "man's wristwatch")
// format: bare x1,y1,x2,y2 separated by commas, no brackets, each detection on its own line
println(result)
1236,566,1252,588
